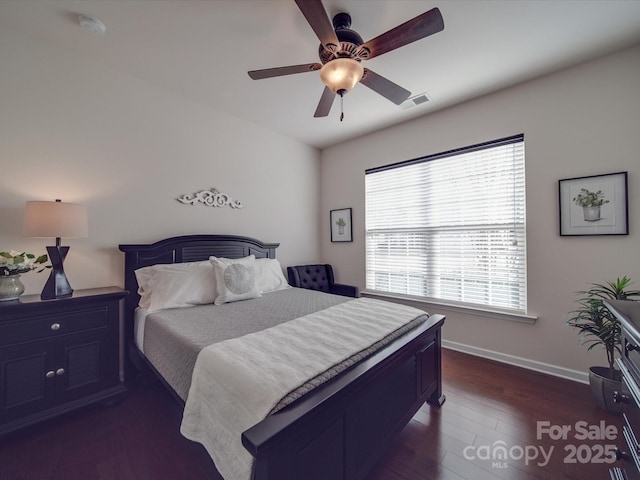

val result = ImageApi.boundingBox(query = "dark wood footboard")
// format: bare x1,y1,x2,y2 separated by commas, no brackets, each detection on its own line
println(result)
242,313,445,480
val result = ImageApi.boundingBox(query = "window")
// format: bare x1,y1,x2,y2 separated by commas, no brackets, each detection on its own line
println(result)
365,135,526,313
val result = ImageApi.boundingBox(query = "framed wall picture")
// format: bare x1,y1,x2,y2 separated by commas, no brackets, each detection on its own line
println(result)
330,208,353,242
559,171,628,236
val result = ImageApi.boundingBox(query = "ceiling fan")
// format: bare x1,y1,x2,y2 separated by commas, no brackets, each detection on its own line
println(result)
248,0,444,119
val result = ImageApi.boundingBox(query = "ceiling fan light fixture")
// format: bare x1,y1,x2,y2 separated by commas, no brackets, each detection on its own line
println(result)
319,58,364,95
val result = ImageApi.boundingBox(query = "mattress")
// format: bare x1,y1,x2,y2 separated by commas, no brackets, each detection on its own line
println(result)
133,307,148,351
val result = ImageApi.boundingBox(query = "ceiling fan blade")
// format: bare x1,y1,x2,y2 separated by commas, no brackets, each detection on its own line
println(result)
248,63,322,80
314,86,335,117
295,0,339,50
360,7,444,60
360,69,411,105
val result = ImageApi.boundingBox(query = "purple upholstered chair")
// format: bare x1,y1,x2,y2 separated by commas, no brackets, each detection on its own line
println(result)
287,264,359,298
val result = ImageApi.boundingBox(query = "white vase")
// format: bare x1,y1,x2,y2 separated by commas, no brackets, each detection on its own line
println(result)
0,275,25,301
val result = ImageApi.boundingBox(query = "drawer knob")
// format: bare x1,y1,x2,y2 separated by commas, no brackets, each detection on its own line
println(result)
45,370,55,379
50,323,61,331
614,391,632,404
626,342,639,352
56,368,65,376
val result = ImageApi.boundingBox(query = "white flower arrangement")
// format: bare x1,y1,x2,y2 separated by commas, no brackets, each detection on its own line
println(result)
0,250,49,276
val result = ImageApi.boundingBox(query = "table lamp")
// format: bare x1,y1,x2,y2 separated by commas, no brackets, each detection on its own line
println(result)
23,199,88,300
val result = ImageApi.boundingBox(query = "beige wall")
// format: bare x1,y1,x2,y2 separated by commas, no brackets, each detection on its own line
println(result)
0,28,321,296
320,44,640,379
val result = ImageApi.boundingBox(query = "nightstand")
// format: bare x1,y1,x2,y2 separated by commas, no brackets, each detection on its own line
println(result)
0,286,127,436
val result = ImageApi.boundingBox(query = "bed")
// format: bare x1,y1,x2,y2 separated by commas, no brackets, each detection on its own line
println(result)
119,234,445,480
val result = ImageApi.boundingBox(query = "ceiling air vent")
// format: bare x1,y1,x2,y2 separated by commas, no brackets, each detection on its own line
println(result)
400,93,430,110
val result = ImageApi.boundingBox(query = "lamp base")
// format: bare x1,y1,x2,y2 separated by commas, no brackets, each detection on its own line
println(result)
41,245,73,300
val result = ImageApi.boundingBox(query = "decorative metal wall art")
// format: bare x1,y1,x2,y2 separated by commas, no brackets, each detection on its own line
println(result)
177,188,245,209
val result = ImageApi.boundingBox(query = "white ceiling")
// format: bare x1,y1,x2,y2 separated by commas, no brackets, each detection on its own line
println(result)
2,0,640,149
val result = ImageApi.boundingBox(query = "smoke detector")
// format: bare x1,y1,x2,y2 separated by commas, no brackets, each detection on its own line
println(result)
79,15,106,36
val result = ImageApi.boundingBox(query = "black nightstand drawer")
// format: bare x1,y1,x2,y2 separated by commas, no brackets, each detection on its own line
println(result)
0,306,109,346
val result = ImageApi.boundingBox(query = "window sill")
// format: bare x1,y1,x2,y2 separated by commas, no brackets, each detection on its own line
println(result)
361,290,537,324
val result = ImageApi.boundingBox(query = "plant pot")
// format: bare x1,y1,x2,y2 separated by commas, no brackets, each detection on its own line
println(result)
589,366,622,414
0,275,25,302
583,205,601,222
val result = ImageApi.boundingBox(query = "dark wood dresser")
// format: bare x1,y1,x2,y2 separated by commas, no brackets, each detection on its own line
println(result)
0,287,127,436
606,300,640,480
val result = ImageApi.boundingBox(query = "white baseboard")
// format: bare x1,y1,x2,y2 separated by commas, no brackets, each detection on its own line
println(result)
442,340,589,384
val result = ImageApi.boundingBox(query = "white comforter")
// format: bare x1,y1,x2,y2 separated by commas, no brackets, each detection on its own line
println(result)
180,297,426,480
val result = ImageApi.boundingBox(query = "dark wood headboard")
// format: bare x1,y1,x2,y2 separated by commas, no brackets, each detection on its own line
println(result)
118,234,279,345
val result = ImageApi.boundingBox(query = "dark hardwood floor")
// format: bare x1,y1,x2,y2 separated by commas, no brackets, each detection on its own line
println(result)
0,349,621,480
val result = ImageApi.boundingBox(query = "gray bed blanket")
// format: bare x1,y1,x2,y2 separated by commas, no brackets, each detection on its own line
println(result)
142,287,350,400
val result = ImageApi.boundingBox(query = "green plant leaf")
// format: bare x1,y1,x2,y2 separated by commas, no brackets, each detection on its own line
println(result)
567,276,637,372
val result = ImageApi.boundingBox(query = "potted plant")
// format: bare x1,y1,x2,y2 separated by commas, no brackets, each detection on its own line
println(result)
0,250,49,301
572,188,609,222
567,276,640,412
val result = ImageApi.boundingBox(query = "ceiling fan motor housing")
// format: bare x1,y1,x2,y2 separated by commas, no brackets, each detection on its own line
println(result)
319,13,370,64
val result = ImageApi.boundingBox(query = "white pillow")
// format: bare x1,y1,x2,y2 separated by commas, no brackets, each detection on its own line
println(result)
255,258,290,294
134,261,217,312
134,261,205,308
134,265,157,309
209,255,261,305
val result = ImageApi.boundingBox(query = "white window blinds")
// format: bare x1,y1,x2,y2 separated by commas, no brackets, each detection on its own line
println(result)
365,135,526,313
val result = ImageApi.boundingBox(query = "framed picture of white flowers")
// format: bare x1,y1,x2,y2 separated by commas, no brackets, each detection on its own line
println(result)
559,171,628,236
330,208,352,242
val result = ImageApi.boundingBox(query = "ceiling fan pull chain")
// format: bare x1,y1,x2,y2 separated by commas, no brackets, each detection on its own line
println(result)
340,94,344,122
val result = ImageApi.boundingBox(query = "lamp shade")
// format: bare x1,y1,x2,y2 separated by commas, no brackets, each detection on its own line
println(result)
23,200,88,238
319,58,364,95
